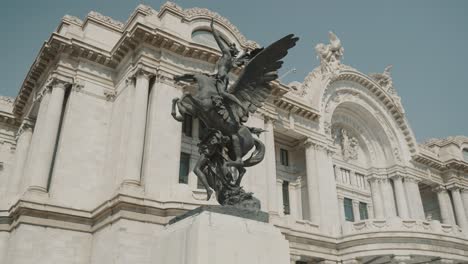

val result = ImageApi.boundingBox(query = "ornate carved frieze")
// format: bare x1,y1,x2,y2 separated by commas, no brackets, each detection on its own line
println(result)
87,11,124,30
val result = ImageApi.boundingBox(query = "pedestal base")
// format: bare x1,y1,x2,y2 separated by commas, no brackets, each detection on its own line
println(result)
152,206,290,264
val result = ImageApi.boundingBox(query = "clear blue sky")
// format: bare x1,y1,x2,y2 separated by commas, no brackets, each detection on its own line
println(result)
1,0,467,141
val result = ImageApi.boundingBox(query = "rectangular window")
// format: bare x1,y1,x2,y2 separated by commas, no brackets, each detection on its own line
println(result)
282,181,290,215
198,119,208,140
179,153,190,184
359,202,369,220
344,198,354,222
355,173,365,189
340,168,351,184
182,114,193,137
280,148,289,166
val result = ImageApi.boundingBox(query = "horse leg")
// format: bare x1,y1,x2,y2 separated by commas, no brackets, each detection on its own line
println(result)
171,98,184,121
225,134,244,168
235,166,246,186
193,154,214,200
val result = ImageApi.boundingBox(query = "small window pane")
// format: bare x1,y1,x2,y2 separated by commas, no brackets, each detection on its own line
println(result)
282,181,290,215
179,153,190,184
344,198,354,222
280,148,289,166
463,149,468,162
359,202,368,220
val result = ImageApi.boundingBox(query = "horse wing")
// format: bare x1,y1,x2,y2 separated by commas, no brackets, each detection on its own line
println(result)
228,34,299,122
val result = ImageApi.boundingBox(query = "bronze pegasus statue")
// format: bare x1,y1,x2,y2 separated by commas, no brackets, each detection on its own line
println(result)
171,19,299,210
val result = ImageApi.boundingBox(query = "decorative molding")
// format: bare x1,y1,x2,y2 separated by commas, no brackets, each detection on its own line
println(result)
160,2,259,50
62,15,83,26
87,11,124,30
104,90,116,101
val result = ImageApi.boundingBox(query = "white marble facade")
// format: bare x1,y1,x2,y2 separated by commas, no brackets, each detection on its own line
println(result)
0,2,467,264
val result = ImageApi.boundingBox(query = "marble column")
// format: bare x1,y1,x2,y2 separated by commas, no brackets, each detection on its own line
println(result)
352,200,361,222
8,122,33,198
391,175,409,219
462,189,468,223
380,178,397,218
28,80,67,193
123,70,152,187
276,178,284,216
289,179,301,219
304,140,320,224
435,186,456,225
369,177,384,219
404,178,425,220
264,117,278,214
142,75,183,198
449,187,468,229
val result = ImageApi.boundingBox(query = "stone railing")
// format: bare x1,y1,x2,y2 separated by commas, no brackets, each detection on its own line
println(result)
276,163,303,175
342,218,464,238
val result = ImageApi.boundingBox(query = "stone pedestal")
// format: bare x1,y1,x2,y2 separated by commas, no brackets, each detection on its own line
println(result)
152,206,290,264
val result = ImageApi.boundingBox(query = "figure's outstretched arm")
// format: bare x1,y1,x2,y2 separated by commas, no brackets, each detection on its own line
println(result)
210,18,230,54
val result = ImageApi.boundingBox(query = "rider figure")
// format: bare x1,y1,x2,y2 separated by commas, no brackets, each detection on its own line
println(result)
210,18,247,113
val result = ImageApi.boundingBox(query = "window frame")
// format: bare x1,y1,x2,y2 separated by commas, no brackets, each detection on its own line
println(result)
179,152,191,184
280,148,289,167
343,197,354,222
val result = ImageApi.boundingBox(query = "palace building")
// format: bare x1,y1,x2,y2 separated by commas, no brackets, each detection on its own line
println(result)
0,2,467,263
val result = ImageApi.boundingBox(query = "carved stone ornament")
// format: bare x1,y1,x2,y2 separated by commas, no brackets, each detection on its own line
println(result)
315,31,344,78
88,11,124,29
104,90,116,101
370,65,396,94
333,127,359,161
161,2,259,50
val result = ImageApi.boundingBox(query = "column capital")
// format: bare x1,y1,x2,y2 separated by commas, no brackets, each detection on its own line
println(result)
446,184,463,191
263,115,278,125
276,178,284,184
403,176,420,184
129,64,156,81
432,185,447,193
389,173,405,181
337,195,345,201
16,120,34,140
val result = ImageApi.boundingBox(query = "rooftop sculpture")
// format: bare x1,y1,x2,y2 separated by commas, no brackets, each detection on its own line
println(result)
172,19,298,210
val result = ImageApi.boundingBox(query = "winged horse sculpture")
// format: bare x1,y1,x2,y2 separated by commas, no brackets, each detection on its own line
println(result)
171,19,299,209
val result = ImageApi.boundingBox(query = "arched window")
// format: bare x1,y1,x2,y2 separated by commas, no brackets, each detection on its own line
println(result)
463,148,468,162
191,30,229,50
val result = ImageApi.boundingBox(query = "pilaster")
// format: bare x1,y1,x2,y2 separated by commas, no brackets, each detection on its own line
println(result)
26,78,70,197
368,176,384,219
264,116,278,215
390,174,409,219
122,67,154,192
